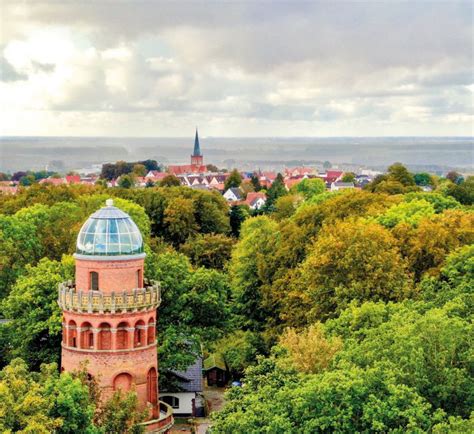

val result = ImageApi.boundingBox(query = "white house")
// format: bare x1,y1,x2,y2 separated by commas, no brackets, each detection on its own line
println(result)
223,187,243,202
160,356,204,417
331,181,355,191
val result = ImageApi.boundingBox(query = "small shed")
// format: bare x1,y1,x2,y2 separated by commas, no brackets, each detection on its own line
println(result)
203,353,228,387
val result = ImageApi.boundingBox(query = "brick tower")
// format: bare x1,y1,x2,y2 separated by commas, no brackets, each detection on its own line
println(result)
59,199,173,432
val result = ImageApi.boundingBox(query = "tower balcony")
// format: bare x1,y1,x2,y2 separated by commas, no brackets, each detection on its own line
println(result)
58,280,161,313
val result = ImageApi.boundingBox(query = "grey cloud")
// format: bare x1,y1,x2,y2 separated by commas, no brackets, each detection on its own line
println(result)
0,55,27,81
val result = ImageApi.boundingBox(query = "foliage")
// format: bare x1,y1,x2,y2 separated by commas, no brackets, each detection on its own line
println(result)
414,172,434,186
250,174,262,192
341,172,356,183
279,323,342,374
291,177,325,200
159,174,181,187
445,176,474,205
118,174,136,188
180,233,234,270
299,220,411,320
404,192,460,213
224,169,242,190
229,204,249,237
1,257,74,369
376,199,435,228
96,391,146,434
0,214,41,299
212,330,266,378
264,173,287,210
273,194,302,220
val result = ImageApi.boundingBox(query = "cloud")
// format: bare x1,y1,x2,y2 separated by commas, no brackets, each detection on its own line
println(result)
0,0,472,136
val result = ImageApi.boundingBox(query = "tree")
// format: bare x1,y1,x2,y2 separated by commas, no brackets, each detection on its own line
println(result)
96,391,146,434
299,220,411,320
180,233,234,270
387,162,416,186
224,169,242,190
341,172,356,183
414,172,434,186
212,357,435,433
279,323,342,374
206,164,219,172
323,160,332,169
376,199,435,228
273,194,302,220
159,174,181,187
229,216,280,329
229,204,249,237
118,174,135,189
445,176,474,205
132,164,147,177
446,171,463,184
264,173,286,210
1,257,74,368
0,215,41,299
404,192,460,213
163,197,198,245
292,178,325,200
250,174,262,192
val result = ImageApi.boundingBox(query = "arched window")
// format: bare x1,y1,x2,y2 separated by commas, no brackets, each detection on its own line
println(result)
90,272,99,290
98,323,112,350
80,322,94,349
116,322,129,350
161,395,179,409
134,320,146,347
68,320,77,348
136,269,142,288
147,367,158,404
147,317,155,345
113,372,132,392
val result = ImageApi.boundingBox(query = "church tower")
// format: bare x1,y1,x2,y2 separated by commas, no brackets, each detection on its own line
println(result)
190,128,204,166
59,199,173,432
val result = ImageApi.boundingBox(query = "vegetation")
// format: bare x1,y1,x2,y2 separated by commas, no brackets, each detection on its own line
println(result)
0,161,472,432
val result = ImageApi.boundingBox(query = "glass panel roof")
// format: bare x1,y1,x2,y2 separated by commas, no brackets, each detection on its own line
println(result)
76,200,144,256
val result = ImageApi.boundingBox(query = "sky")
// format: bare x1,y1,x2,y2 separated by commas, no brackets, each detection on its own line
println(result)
0,0,473,137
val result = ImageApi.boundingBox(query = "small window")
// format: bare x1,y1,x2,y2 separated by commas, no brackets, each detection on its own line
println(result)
90,272,99,291
88,333,94,348
136,269,142,288
162,395,179,409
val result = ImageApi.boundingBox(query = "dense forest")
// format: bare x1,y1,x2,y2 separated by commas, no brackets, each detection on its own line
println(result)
0,163,472,433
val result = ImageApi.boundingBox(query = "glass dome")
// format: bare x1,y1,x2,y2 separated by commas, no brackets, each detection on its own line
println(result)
76,199,144,256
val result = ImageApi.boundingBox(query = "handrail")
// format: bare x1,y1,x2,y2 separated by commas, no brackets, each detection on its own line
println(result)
58,280,161,313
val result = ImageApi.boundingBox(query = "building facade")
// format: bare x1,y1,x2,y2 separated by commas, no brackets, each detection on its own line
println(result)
58,199,173,432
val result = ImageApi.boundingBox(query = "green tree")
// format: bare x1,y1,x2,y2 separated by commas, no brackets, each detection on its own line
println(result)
445,176,474,205
341,172,356,183
224,169,243,190
388,162,416,186
446,171,463,184
1,257,74,368
250,174,262,192
132,164,147,177
292,177,325,200
264,173,286,210
229,216,280,329
118,174,135,189
404,192,460,213
163,197,198,245
229,204,249,237
376,199,435,228
180,233,234,270
0,215,41,299
299,220,411,320
414,172,434,186
159,174,181,187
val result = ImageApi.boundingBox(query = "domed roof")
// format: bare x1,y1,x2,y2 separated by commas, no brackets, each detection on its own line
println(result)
76,199,144,256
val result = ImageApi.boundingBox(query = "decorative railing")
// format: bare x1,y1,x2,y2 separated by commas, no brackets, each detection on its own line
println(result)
58,280,161,313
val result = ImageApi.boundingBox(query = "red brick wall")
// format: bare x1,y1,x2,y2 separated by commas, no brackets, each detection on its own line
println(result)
75,257,144,292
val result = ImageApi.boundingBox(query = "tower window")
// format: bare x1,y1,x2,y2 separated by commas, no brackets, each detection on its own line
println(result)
137,269,142,288
90,272,99,290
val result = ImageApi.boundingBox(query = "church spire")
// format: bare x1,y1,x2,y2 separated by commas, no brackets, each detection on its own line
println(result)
193,128,202,156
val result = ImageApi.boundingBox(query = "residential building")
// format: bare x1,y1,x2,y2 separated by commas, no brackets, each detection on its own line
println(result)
223,187,243,202
331,181,355,191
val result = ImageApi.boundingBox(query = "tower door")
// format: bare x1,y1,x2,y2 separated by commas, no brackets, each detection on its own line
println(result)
147,367,158,404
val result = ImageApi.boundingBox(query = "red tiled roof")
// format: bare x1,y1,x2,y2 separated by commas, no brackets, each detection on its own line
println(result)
65,175,81,184
39,177,66,185
168,164,207,175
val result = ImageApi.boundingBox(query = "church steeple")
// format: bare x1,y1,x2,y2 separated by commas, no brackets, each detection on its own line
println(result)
191,128,204,167
193,128,202,156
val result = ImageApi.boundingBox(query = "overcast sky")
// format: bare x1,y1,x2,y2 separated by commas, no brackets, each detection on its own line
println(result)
1,1,472,137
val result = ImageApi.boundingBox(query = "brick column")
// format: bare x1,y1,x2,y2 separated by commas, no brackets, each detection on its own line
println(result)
111,328,117,350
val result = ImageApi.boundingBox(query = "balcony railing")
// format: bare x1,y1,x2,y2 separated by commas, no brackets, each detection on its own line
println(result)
58,280,161,313
140,401,174,433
